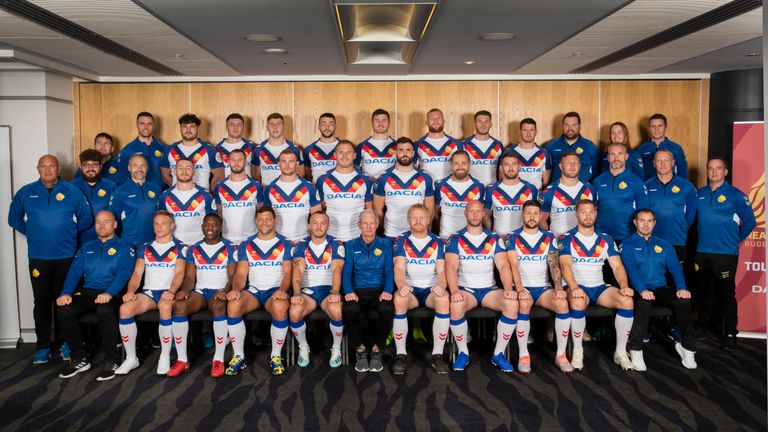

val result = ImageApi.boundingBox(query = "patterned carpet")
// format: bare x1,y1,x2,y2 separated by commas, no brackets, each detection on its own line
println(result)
0,329,765,431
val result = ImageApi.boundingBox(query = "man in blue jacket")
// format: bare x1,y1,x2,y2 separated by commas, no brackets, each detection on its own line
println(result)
56,210,135,381
637,114,688,180
622,209,695,371
695,158,756,352
117,112,167,189
71,149,117,245
75,133,122,184
545,112,599,182
8,154,93,364
342,209,394,373
108,154,162,248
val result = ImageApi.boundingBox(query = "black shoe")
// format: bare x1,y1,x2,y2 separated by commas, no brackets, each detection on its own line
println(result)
430,354,450,375
721,334,737,352
355,350,369,372
391,354,408,375
369,350,384,372
694,327,708,341
96,362,118,381
59,358,91,379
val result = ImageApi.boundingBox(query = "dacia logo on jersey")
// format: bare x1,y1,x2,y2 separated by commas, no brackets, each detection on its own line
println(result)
56,192,65,201
575,147,583,154
107,248,117,256
654,245,663,253
461,255,493,261
445,202,467,208
327,192,362,199
671,186,680,193
307,263,331,270
554,207,575,214
618,182,627,190
472,159,497,165
148,191,156,198
174,211,202,217
421,156,449,164
406,258,436,265
496,205,523,212
386,190,420,197
198,264,226,271
519,255,547,262
365,159,392,164
223,201,254,208
154,150,162,157
573,257,601,263
718,195,726,203
108,167,117,174
249,261,282,267
273,202,304,209
519,167,540,173
374,248,382,256
98,189,107,197
263,165,281,171
313,161,335,167
146,262,175,268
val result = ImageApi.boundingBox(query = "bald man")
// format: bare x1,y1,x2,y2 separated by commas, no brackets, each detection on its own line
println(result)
56,210,135,380
8,154,93,364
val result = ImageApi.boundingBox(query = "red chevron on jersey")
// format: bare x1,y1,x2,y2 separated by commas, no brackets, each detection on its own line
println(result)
570,237,609,258
144,244,180,263
458,236,496,255
192,246,228,265
362,143,395,158
323,176,364,193
269,185,308,203
441,183,481,202
387,175,424,190
515,236,551,255
465,141,503,159
309,147,335,161
164,191,205,212
246,242,285,261
304,244,332,265
404,238,438,259
419,140,457,157
217,144,252,164
554,190,576,206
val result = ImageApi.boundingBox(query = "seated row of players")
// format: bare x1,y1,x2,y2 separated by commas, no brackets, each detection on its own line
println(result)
56,195,698,381
96,109,688,197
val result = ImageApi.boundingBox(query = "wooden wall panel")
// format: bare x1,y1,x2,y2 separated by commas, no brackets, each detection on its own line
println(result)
499,81,600,146
293,81,396,145
600,80,701,181
76,83,103,157
698,79,710,186
190,82,292,145
396,81,498,141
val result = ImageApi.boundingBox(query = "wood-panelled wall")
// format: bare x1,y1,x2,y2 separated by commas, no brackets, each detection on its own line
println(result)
74,79,710,184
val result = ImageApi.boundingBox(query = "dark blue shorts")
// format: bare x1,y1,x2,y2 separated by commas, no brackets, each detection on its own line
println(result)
301,286,332,305
140,290,165,303
528,287,551,304
581,284,609,306
195,288,220,302
246,287,278,307
459,287,494,304
412,287,431,307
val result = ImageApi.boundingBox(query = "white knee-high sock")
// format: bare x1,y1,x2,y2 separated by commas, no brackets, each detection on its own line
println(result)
270,319,289,358
228,317,246,358
615,309,634,354
516,314,530,358
450,317,469,355
119,318,138,360
158,319,173,358
171,316,189,362
291,319,308,349
494,315,517,356
329,320,344,350
212,316,227,362
392,313,408,355
571,309,586,351
555,313,571,356
432,313,450,355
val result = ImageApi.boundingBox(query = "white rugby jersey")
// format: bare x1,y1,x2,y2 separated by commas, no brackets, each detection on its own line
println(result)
355,137,396,179
293,236,344,289
303,139,338,179
214,139,255,177
464,136,503,186
504,145,552,191
446,228,506,289
238,234,292,291
394,231,444,289
506,227,557,288
140,239,186,291
264,177,321,242
484,180,538,236
158,186,216,245
186,240,236,290
213,178,263,244
315,170,373,241
415,134,462,182
559,229,618,288
435,176,485,241
252,140,303,186
162,140,223,189
539,181,596,237
374,168,435,238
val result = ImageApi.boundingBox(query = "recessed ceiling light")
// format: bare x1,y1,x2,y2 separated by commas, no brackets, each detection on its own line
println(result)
463,60,476,65
245,34,281,43
173,53,184,60
746,52,760,57
572,51,584,57
264,48,287,54
479,32,516,41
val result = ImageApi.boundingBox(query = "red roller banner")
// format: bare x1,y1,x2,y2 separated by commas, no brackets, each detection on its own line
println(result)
732,121,765,335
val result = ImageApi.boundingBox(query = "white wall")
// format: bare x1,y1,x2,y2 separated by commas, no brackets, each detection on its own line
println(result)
0,69,74,345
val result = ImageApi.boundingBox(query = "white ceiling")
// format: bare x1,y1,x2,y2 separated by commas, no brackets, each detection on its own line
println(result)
0,0,761,80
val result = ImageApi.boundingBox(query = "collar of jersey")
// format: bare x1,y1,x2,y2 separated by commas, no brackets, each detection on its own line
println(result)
163,188,206,210
439,179,482,201
217,181,258,200
404,234,438,258
192,242,228,264
464,136,502,159
491,182,533,205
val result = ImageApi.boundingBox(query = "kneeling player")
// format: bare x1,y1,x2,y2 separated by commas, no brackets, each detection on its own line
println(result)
167,213,236,378
506,200,573,373
289,211,345,367
446,201,519,372
391,204,451,375
226,206,292,376
559,199,634,370
116,211,187,375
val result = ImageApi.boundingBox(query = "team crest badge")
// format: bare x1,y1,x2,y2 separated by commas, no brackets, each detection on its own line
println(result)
108,166,117,174
32,268,40,278
108,248,117,256
98,189,106,197
575,147,583,154
374,248,382,256
595,245,603,254
56,192,65,201
717,195,726,203
618,182,627,190
654,245,663,253
148,191,156,198
154,150,162,157
671,186,680,193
